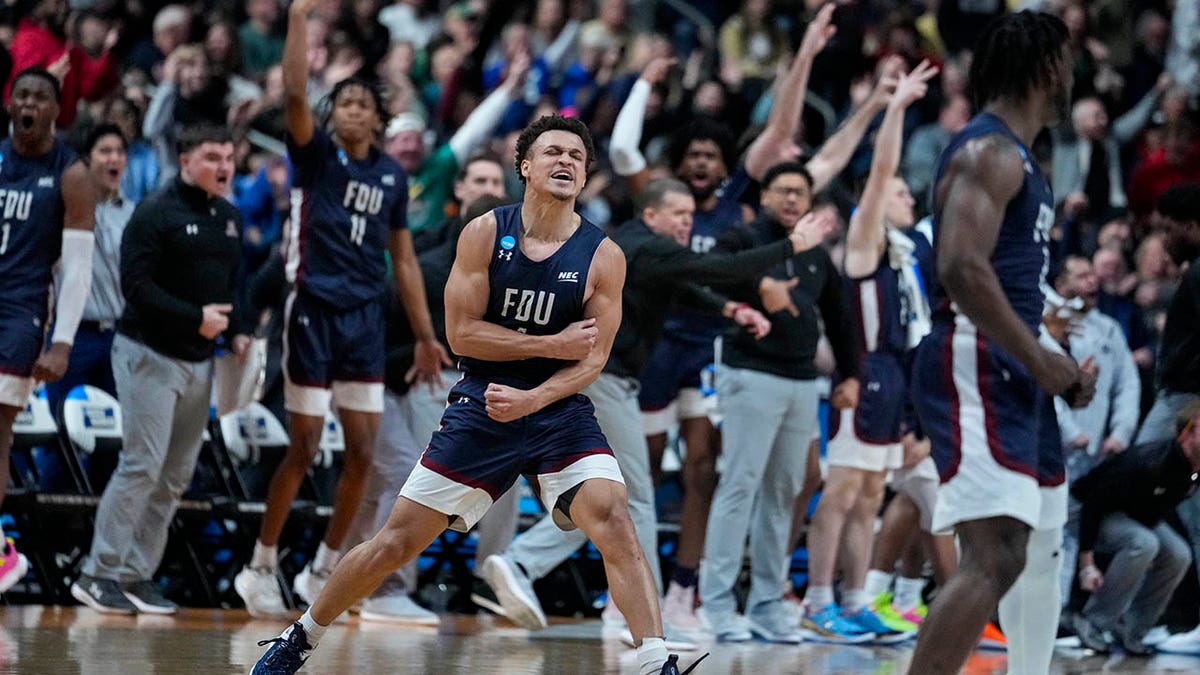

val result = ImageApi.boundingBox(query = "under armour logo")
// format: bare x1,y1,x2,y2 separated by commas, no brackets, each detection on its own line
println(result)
185,224,199,235
867,381,881,392
498,250,512,261
1154,487,1167,495
298,315,310,326
457,396,470,404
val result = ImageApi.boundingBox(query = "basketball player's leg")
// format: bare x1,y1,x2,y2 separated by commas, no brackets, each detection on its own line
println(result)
259,412,326,546
569,478,663,642
788,436,823,554
0,316,43,506
675,414,717,574
840,469,888,604
0,404,18,505
321,406,380,548
308,496,449,623
908,516,1030,674
805,464,868,594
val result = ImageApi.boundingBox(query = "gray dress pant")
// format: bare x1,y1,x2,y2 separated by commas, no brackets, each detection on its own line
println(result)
1135,390,1200,574
84,334,213,581
699,366,818,617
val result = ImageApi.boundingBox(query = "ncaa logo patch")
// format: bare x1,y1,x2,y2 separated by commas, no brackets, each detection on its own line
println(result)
500,235,516,250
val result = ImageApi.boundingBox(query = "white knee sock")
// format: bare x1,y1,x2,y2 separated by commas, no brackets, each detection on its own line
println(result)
637,637,667,675
313,542,341,572
296,609,327,647
805,585,835,609
894,576,925,612
864,570,894,598
252,542,278,571
998,526,1063,675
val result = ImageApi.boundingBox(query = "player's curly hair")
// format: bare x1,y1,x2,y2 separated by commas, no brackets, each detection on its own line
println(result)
513,115,595,184
967,11,1069,111
666,117,737,174
317,76,387,139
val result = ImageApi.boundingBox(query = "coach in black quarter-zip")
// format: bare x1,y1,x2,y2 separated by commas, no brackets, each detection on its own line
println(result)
72,124,251,617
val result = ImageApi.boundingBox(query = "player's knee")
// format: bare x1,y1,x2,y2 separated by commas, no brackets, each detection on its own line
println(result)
371,526,417,569
584,499,637,551
817,478,858,515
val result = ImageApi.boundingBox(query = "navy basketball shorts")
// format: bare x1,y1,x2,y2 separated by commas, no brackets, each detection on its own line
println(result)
913,317,1066,534
0,309,45,407
283,290,386,416
827,352,906,472
400,377,625,532
638,334,716,435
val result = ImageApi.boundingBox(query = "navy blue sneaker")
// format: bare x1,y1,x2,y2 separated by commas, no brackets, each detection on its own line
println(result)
252,623,312,674
661,652,709,674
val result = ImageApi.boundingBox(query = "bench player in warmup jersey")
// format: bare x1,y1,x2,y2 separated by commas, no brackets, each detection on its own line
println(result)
251,115,705,675
235,0,450,617
0,67,96,593
907,12,1098,675
801,60,939,645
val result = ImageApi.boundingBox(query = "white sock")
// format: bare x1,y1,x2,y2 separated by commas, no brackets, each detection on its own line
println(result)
637,637,667,675
842,588,869,613
296,609,327,647
864,569,894,598
894,576,925,612
998,526,1062,675
805,585,834,609
312,542,340,572
251,542,278,571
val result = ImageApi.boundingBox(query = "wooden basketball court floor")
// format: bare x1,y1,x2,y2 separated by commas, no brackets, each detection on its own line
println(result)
1,606,1196,674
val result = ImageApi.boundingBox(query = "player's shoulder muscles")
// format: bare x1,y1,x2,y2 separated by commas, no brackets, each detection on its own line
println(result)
585,238,626,304
937,134,1025,212
454,210,499,270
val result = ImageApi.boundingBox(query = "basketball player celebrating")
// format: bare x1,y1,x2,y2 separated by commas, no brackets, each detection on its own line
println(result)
802,60,938,644
235,0,449,616
908,12,1097,674
251,115,702,675
0,67,96,592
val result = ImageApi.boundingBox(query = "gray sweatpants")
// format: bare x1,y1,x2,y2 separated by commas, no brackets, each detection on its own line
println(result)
84,335,213,582
699,366,818,617
507,373,662,592
1082,513,1191,639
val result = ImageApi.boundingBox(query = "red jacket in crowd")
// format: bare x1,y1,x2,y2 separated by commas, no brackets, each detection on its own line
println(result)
6,18,119,128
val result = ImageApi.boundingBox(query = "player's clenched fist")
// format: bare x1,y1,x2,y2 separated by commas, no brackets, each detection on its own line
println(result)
549,318,597,360
485,383,541,423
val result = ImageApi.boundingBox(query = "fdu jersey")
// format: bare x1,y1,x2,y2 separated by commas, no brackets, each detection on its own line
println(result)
662,166,752,344
459,203,607,387
847,252,908,358
0,138,77,318
928,113,1055,334
286,129,408,307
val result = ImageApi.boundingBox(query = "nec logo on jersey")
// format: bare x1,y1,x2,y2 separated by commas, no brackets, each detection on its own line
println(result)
37,177,54,188
381,174,396,186
557,271,579,283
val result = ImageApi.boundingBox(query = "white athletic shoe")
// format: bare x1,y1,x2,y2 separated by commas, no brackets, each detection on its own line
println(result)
481,555,547,631
1157,625,1200,655
360,592,440,626
662,582,702,633
234,566,289,618
292,563,331,606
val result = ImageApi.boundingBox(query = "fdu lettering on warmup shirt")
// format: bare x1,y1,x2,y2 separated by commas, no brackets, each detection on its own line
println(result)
286,128,408,308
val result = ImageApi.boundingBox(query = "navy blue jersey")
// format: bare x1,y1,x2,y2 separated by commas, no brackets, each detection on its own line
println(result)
929,113,1055,334
286,129,408,307
0,138,77,318
663,166,752,343
846,251,908,358
459,203,607,388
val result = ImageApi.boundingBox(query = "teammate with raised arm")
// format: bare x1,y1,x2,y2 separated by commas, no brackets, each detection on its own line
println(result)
0,67,96,592
235,0,449,617
251,115,703,675
908,12,1097,674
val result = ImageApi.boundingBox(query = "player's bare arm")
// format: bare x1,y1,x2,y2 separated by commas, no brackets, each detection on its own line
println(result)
446,212,599,362
389,228,452,389
484,239,625,422
936,135,1079,395
282,0,318,147
33,160,97,381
